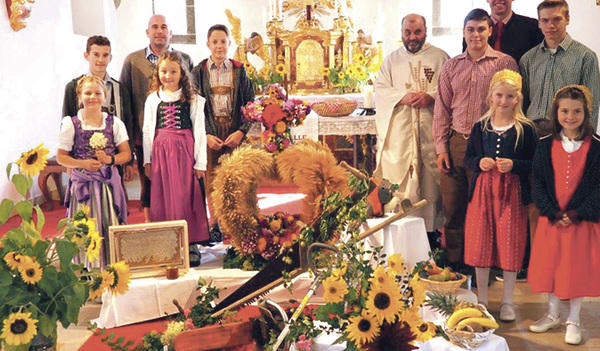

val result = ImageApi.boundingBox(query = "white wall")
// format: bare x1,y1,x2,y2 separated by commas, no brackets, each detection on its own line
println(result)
0,0,599,203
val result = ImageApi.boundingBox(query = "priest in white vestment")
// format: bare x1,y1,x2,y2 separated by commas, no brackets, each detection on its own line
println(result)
374,14,449,231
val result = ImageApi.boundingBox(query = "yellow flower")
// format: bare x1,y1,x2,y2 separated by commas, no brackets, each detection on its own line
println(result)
72,217,98,246
322,276,348,303
354,53,366,64
345,310,380,346
274,120,287,134
412,321,437,342
320,67,330,76
107,261,131,295
3,252,31,271
275,63,287,75
366,283,403,324
337,71,346,80
259,66,271,79
86,230,103,263
400,307,421,327
410,274,427,307
73,205,92,221
161,320,185,348
357,70,368,81
346,66,356,77
19,260,43,284
387,253,406,276
369,266,395,288
332,261,347,279
89,270,114,300
16,144,49,177
0,311,38,346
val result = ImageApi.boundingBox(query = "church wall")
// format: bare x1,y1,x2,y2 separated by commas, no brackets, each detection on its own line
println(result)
0,0,598,203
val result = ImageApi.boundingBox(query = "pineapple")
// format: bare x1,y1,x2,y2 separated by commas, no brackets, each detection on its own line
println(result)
425,291,458,316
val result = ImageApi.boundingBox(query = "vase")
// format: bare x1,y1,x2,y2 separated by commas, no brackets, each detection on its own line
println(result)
29,334,55,351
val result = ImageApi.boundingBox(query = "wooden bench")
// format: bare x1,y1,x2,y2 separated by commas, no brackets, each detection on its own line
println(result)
38,156,66,210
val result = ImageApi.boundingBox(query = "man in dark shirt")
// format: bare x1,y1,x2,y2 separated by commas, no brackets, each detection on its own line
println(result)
462,0,543,63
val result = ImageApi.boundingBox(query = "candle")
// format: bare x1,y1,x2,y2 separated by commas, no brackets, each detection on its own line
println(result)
364,85,374,109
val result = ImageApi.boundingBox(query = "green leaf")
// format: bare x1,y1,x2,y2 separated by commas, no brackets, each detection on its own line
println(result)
0,270,13,287
55,238,78,270
125,341,134,346
26,176,34,189
65,294,82,325
33,240,51,263
23,220,41,239
14,200,33,222
39,313,58,337
11,173,29,197
6,162,13,180
38,266,59,296
0,198,14,225
34,205,46,232
57,217,70,231
117,336,125,344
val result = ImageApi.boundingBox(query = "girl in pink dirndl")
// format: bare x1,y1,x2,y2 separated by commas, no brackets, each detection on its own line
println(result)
528,85,600,345
143,52,210,247
463,70,537,322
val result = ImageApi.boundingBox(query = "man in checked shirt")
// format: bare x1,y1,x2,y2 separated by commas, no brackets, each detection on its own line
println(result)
192,24,255,239
433,9,518,274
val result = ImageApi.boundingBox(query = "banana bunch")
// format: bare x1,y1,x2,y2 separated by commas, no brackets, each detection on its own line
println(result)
446,307,499,332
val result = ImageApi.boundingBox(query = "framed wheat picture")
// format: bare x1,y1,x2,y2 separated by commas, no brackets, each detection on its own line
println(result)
109,220,189,279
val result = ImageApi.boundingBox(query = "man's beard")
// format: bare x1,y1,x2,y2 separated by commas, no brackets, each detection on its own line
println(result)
404,39,425,54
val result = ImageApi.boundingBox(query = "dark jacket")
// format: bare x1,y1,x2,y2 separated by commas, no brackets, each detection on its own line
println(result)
532,134,600,223
465,121,538,205
191,58,254,137
62,74,134,153
462,13,543,63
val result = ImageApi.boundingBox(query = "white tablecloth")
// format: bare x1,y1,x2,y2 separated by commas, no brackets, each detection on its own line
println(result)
93,247,320,328
362,215,431,269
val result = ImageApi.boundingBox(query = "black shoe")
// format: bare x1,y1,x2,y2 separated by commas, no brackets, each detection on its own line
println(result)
189,244,201,267
209,224,223,243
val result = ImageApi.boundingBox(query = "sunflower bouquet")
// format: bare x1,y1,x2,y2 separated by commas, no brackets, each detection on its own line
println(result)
244,61,287,94
241,84,311,153
323,53,379,94
269,234,441,350
0,144,130,350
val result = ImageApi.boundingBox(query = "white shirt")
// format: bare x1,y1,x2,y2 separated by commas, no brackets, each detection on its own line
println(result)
560,131,584,153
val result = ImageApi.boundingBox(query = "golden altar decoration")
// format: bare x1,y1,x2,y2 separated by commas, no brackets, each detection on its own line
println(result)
227,0,382,95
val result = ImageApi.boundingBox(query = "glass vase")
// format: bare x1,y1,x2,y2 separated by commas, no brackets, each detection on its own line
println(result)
29,334,55,351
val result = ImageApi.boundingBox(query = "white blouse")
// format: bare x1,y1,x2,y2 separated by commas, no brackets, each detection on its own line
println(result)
58,111,129,152
560,131,584,153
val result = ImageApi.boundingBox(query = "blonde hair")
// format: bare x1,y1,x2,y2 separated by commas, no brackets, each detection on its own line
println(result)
479,73,533,150
76,76,107,108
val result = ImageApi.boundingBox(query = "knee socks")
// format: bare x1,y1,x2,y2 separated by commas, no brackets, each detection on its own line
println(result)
475,267,490,305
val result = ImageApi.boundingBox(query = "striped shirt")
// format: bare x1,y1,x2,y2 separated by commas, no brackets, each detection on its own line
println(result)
207,57,234,117
433,46,518,154
145,46,173,65
519,34,600,129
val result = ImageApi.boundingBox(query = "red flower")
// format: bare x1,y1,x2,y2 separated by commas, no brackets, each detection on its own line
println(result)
262,104,286,128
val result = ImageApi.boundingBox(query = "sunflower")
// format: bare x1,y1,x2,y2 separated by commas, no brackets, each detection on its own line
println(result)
369,266,396,288
3,252,31,271
0,311,38,346
363,321,418,351
89,270,114,300
106,261,131,295
19,260,43,284
320,67,330,76
259,66,271,79
331,261,347,279
357,70,369,81
86,231,103,263
275,63,287,75
412,321,437,342
337,71,346,80
322,276,348,303
73,205,91,221
387,253,406,276
354,53,366,64
409,275,426,307
16,144,49,178
366,283,403,324
345,310,380,346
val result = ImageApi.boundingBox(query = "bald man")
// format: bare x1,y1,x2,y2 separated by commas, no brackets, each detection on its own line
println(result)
119,14,194,222
374,14,449,232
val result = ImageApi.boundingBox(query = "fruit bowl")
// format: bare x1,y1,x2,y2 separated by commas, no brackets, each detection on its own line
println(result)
443,305,497,350
418,263,466,294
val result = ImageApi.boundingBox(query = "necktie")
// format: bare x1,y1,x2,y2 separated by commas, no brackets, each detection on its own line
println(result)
494,21,504,51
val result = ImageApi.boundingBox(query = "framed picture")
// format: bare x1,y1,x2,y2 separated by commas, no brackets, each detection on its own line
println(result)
109,220,189,279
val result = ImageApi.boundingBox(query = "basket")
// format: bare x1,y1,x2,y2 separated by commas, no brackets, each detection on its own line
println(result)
420,274,467,294
444,307,496,350
311,98,357,117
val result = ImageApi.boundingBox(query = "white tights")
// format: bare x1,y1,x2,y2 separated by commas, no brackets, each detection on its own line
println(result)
548,293,583,322
475,268,517,306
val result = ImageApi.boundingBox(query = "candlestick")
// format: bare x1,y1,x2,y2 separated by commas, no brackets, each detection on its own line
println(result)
364,85,374,109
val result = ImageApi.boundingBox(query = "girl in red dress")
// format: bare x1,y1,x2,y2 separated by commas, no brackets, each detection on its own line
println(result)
528,85,600,345
464,70,537,322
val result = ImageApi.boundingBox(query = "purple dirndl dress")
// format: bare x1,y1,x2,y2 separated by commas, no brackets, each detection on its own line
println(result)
150,100,210,243
65,114,128,269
